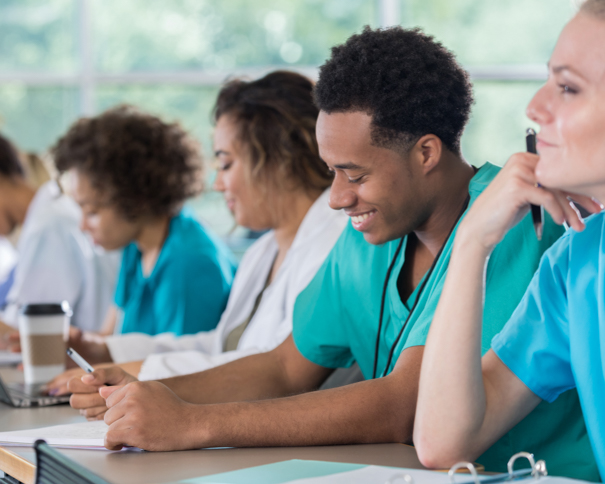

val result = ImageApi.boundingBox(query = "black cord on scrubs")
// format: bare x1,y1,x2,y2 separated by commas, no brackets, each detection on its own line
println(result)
372,194,470,379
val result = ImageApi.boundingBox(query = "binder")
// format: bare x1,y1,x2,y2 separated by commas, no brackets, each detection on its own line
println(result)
445,452,548,484
380,452,548,484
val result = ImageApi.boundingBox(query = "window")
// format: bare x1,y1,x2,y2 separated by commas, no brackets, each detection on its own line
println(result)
0,0,575,236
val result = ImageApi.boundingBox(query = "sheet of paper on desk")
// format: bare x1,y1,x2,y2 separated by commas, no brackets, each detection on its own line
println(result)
180,460,456,484
284,465,459,484
0,350,22,366
0,420,110,449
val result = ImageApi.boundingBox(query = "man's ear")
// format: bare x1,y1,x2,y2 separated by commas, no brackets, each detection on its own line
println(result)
410,134,442,175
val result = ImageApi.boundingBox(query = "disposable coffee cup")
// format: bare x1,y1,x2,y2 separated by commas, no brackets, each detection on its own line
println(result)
18,302,71,385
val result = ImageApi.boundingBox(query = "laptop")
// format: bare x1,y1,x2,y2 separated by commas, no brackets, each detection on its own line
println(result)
0,373,70,408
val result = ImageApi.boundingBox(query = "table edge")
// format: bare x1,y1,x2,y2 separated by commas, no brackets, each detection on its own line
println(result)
0,445,35,484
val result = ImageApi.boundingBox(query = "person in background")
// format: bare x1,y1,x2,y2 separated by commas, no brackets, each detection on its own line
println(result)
0,133,118,342
64,28,595,479
414,1,605,480
47,71,346,401
0,152,52,310
0,238,17,308
49,105,237,364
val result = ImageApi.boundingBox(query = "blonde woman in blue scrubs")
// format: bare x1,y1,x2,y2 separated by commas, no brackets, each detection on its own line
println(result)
415,1,605,479
53,105,236,363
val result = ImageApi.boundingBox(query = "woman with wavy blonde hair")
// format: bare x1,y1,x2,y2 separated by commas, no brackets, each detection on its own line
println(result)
416,1,605,480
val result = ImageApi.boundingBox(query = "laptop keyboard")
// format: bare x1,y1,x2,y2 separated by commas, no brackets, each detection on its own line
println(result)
7,382,45,397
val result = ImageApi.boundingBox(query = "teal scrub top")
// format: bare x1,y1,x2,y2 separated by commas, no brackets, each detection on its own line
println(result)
115,210,237,337
493,213,605,482
293,163,597,480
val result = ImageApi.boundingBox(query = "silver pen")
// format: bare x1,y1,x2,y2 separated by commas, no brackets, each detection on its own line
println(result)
66,347,94,373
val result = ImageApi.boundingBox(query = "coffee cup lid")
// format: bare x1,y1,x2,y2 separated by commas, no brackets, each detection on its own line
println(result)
19,302,72,316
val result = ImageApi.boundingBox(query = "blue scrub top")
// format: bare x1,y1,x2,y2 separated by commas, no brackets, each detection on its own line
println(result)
493,212,605,482
115,210,237,336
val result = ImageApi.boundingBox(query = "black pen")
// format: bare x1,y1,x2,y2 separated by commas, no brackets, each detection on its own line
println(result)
526,128,543,241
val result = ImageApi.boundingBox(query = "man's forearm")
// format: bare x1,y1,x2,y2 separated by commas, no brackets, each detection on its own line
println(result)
187,374,415,448
159,350,309,404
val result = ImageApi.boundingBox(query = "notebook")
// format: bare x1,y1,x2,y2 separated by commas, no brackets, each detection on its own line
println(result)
0,420,109,450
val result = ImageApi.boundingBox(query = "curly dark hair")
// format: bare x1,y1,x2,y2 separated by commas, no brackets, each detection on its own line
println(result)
314,26,474,155
0,133,24,178
213,70,333,194
53,105,203,220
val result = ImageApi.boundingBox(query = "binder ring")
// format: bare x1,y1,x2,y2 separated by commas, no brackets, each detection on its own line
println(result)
448,462,480,484
385,473,414,484
507,452,548,480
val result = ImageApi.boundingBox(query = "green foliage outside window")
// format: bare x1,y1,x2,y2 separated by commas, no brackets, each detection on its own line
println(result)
0,0,577,235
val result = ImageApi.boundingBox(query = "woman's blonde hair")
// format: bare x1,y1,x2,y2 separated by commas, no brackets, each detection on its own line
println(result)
21,152,52,189
581,0,605,19
0,133,51,189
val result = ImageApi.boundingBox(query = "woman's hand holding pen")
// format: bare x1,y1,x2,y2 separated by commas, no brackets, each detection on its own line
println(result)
68,366,138,420
457,152,602,255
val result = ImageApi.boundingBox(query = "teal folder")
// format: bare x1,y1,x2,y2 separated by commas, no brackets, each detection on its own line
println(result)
179,459,365,484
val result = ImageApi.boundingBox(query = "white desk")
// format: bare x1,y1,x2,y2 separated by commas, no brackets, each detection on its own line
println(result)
0,367,425,484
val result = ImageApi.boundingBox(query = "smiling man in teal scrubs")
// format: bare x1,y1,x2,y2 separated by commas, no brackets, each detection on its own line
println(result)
66,27,596,479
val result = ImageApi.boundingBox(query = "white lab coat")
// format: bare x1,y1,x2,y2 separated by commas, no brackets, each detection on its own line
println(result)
0,237,17,284
2,181,119,332
105,189,347,380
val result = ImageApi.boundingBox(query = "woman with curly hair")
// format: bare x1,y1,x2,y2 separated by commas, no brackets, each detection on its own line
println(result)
0,133,118,343
52,105,236,363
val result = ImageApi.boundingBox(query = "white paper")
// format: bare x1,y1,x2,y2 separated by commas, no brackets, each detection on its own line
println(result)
0,420,108,449
0,350,22,366
284,466,454,484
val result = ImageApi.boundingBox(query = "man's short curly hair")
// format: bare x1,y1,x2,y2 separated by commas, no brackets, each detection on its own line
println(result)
53,105,203,220
314,26,474,155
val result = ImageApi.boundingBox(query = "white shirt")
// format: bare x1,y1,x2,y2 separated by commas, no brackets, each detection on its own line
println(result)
105,190,347,380
0,237,17,284
2,181,119,332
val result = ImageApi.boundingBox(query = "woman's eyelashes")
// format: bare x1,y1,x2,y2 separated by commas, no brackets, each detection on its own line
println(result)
218,161,233,171
559,84,578,95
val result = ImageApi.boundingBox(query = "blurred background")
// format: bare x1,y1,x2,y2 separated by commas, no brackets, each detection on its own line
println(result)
0,0,576,241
